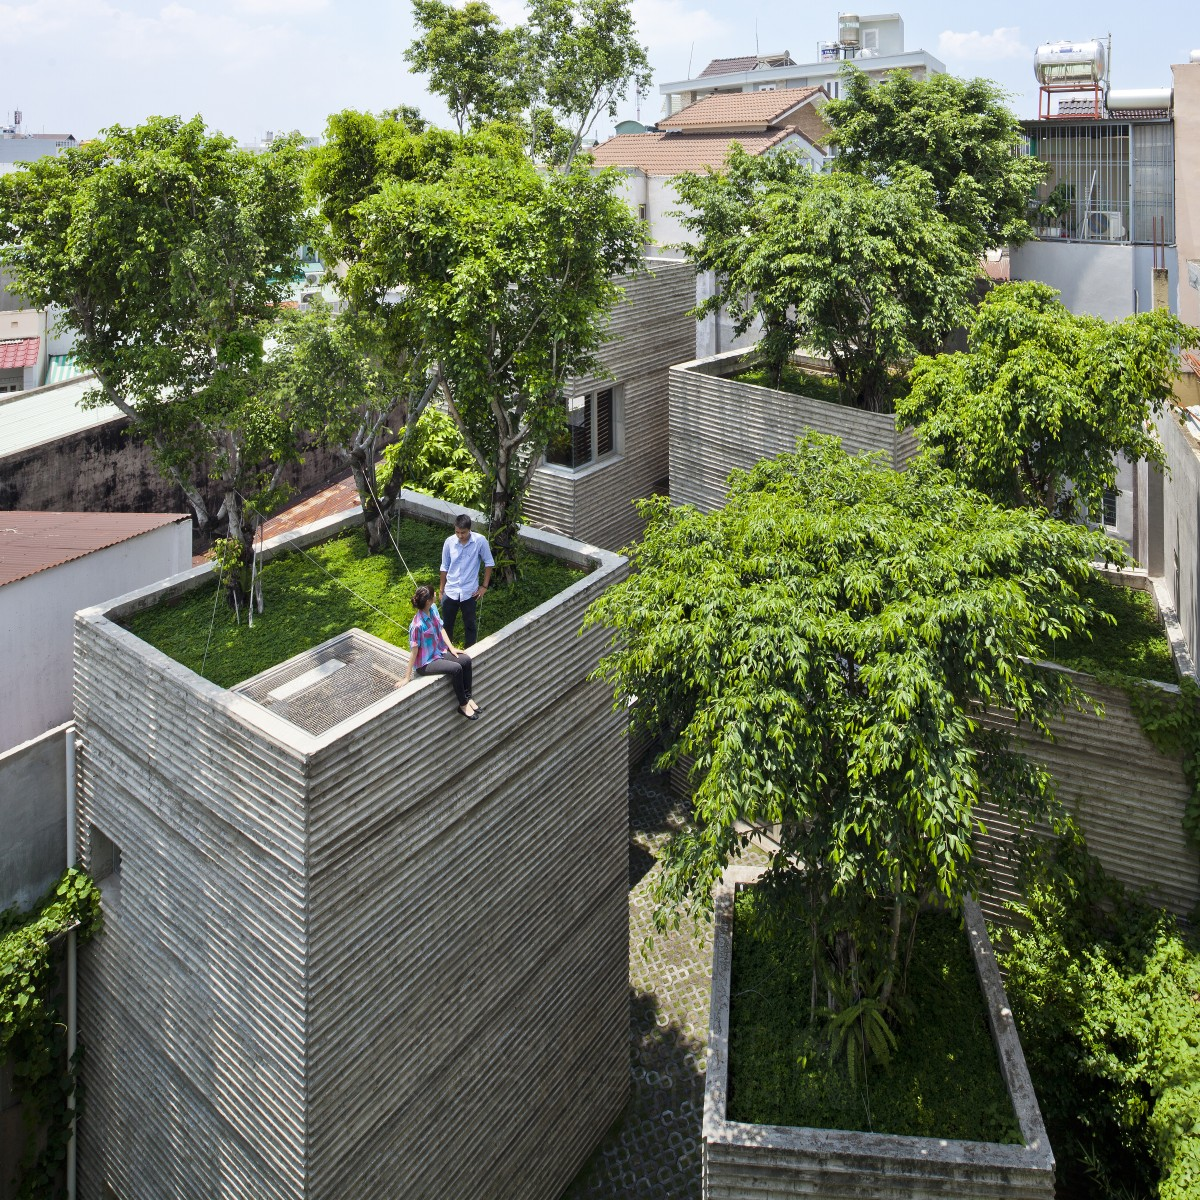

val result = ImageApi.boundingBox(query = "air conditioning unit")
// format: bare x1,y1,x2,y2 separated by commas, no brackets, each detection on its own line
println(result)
1086,210,1126,240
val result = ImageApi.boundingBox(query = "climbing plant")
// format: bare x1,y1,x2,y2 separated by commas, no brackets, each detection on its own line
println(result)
1119,674,1200,850
0,870,102,1199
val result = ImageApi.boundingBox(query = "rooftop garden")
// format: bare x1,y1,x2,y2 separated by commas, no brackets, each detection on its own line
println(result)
124,521,584,690
732,361,910,414
1053,574,1176,683
728,891,1021,1143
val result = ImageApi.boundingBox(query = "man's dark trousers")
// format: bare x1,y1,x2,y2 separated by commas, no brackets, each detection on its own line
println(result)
441,594,478,646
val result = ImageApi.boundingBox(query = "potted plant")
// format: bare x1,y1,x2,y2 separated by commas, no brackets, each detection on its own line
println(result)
586,436,1120,1196
1037,182,1075,239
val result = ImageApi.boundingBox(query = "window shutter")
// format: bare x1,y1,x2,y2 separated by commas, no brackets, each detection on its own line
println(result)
572,400,592,466
595,389,614,457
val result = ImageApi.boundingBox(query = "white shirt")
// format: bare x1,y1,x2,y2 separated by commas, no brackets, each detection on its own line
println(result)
440,531,495,601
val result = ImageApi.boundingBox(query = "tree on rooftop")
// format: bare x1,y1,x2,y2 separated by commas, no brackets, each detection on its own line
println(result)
585,434,1121,1048
405,0,526,135
673,145,817,390
266,299,438,553
897,281,1200,517
524,0,652,168
678,156,979,410
313,115,644,575
0,116,309,601
823,66,1048,255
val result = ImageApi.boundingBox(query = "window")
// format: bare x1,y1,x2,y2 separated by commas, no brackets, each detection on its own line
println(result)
861,28,878,50
757,84,777,92
545,388,618,469
1102,488,1118,529
90,824,121,882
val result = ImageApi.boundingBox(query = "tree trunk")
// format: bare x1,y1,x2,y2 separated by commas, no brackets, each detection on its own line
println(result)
350,459,389,554
222,491,256,609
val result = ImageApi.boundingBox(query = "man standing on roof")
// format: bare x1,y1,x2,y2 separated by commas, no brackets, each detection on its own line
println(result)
438,514,494,648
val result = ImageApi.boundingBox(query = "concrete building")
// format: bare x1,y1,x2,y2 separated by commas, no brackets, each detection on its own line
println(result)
0,111,76,175
1173,56,1200,335
0,511,192,753
72,495,630,1200
525,259,695,551
658,12,943,115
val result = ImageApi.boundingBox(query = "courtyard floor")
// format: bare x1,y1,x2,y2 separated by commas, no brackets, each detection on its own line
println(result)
562,768,714,1200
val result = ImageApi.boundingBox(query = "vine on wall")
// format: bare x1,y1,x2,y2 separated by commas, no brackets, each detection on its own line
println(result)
0,869,102,1200
1120,675,1200,849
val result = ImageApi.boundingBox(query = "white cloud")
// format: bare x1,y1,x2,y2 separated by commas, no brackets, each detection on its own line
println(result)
937,27,1030,63
632,0,727,53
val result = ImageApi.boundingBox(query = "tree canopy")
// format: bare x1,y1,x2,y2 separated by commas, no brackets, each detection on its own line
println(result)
676,154,979,410
823,66,1047,254
405,0,525,135
586,434,1120,1027
0,116,308,589
898,282,1200,516
404,0,650,168
312,114,643,569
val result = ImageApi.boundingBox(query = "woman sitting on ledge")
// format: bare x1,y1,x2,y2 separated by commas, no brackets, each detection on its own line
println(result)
401,585,481,720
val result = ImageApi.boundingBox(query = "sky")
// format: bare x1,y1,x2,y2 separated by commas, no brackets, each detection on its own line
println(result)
0,0,1198,145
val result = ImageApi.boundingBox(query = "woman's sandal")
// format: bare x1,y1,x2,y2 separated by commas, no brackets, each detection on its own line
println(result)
459,706,479,721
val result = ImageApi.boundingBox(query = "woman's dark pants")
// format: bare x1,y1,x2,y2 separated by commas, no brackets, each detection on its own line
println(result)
417,652,473,706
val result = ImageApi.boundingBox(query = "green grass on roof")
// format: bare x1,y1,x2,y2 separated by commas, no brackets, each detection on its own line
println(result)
124,521,584,690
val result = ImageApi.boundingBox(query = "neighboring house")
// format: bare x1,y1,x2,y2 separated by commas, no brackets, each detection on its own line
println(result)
591,88,830,261
525,257,695,551
0,113,76,176
0,511,192,753
590,91,830,358
658,11,944,116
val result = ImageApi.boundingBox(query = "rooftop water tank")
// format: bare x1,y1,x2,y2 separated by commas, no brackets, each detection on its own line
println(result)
1034,40,1107,86
1106,87,1173,112
838,13,860,46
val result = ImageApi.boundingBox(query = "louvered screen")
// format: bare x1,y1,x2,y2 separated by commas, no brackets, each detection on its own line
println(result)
595,389,614,458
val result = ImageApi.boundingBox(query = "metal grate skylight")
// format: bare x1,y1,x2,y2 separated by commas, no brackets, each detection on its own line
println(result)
234,629,409,736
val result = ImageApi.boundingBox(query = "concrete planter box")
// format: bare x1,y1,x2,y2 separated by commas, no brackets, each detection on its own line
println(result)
72,492,631,1200
703,866,1055,1200
669,347,920,512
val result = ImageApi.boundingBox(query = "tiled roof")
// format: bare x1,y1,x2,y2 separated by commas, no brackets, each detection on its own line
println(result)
589,129,796,175
0,511,189,587
659,88,822,131
698,52,794,78
0,337,40,370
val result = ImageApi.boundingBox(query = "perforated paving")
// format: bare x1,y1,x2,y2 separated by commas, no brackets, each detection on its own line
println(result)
563,771,766,1199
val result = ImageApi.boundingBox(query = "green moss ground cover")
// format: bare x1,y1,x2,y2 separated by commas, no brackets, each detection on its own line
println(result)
124,521,584,689
727,891,1022,1143
1053,575,1176,683
732,364,909,413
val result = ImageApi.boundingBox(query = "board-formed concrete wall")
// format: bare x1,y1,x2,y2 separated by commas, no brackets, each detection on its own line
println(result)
526,258,696,551
977,665,1200,922
72,495,630,1200
703,866,1054,1200
669,349,920,512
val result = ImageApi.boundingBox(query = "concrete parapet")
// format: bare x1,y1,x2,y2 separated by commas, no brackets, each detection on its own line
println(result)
72,492,631,1200
669,348,919,512
702,866,1055,1200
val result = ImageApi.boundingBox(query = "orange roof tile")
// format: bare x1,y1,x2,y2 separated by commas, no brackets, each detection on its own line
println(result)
659,88,822,131
589,129,798,176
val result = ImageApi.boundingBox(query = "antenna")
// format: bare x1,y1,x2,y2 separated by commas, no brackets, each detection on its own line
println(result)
687,41,694,77
756,19,760,57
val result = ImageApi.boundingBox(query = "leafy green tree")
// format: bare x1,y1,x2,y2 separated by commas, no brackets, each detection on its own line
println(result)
405,0,525,134
674,145,817,390
266,300,437,552
824,66,1048,254
524,0,652,168
680,158,978,411
381,408,486,508
898,282,1200,516
586,435,1119,1037
329,126,642,573
0,116,308,595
